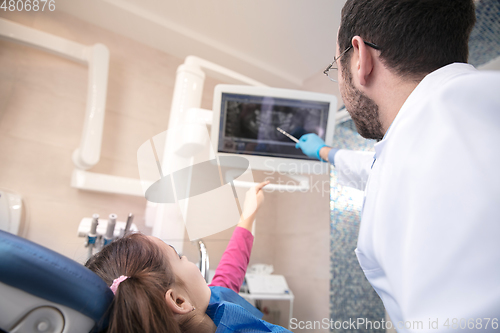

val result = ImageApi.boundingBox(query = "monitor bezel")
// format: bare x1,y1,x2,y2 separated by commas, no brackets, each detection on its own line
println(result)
211,84,337,175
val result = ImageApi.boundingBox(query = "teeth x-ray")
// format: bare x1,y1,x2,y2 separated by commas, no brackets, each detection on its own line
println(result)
218,93,330,160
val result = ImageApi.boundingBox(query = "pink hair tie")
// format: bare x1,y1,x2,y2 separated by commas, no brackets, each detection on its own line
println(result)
110,275,130,295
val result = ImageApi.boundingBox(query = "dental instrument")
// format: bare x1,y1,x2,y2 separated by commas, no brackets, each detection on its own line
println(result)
103,213,116,246
86,214,99,258
276,127,299,143
79,213,140,259
124,213,134,235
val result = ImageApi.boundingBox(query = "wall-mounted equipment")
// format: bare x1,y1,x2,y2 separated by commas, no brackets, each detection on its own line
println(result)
0,189,25,236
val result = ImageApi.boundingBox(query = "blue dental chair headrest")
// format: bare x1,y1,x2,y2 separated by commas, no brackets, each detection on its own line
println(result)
0,230,113,332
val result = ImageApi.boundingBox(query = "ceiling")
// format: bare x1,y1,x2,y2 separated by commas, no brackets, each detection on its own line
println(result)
57,0,498,90
58,0,346,89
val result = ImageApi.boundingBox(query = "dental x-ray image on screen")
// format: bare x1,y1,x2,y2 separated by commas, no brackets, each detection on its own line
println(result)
218,93,330,160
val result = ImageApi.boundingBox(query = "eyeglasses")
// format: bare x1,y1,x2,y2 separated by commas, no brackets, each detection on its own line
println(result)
324,41,381,82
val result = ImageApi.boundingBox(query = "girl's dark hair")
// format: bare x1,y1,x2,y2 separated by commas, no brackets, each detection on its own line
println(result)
338,0,476,79
85,233,182,333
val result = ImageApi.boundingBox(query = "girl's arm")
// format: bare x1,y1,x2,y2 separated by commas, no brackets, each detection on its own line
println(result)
208,226,253,292
208,181,269,292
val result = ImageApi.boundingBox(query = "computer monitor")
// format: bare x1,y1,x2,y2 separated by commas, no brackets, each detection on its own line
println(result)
211,85,337,174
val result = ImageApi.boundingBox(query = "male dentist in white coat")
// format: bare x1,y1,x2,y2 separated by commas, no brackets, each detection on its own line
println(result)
296,0,500,331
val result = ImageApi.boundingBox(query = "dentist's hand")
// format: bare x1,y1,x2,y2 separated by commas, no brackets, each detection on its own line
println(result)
295,133,328,160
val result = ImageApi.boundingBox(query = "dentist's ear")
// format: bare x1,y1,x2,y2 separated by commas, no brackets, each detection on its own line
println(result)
352,36,375,86
165,289,195,315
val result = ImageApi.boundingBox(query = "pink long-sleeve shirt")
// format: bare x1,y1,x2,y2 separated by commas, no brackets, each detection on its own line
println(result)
208,226,253,293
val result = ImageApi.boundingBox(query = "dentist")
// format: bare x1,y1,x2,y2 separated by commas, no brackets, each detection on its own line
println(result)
296,0,500,331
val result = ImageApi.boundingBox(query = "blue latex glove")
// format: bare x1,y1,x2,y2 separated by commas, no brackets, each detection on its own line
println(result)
295,133,327,160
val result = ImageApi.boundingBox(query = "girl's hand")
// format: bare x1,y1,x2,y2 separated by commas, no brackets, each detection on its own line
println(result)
238,181,270,231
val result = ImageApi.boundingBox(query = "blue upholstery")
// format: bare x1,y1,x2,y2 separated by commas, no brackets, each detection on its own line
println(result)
0,230,113,325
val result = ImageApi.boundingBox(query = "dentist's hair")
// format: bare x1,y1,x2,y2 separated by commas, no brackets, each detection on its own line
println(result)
85,233,192,333
338,0,476,80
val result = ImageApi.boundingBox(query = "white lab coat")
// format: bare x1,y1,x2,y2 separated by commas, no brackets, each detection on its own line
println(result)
334,63,500,332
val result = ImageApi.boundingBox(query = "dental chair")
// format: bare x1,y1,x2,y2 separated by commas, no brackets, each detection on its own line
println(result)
0,230,113,333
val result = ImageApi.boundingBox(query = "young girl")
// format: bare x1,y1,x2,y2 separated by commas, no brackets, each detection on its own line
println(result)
86,181,291,333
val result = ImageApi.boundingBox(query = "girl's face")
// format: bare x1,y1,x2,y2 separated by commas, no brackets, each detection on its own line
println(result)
148,236,211,311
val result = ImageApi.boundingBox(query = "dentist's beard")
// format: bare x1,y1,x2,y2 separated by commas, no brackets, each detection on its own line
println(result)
340,68,385,141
